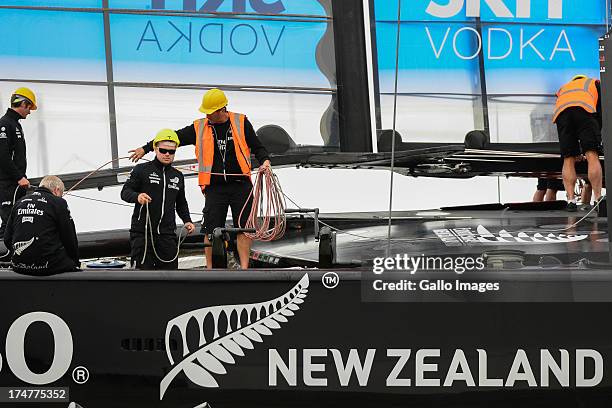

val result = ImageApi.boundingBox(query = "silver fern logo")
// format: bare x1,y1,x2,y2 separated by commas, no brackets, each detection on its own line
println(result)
159,274,309,400
13,237,35,255
434,225,588,247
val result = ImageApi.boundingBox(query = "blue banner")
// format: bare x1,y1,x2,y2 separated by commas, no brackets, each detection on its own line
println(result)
0,9,106,81
375,0,608,94
110,13,330,87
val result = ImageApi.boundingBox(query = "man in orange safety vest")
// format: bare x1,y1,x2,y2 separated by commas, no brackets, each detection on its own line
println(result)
129,88,271,269
552,75,603,211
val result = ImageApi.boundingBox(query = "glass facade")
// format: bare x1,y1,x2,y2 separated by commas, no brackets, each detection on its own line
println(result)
373,0,609,144
0,1,336,177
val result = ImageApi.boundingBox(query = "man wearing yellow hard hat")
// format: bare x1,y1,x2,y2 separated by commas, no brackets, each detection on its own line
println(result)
552,74,603,211
129,88,271,269
122,129,196,269
0,87,37,239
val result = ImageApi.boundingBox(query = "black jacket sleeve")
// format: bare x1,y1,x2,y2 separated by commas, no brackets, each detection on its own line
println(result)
244,118,270,165
175,174,192,224
142,124,198,153
57,200,79,265
0,126,23,182
121,165,142,204
3,207,15,251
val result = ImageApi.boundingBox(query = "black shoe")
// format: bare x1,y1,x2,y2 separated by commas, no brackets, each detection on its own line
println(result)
567,202,577,212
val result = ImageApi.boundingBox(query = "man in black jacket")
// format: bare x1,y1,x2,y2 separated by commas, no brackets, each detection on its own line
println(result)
128,89,270,269
0,87,37,238
4,175,79,276
121,129,195,270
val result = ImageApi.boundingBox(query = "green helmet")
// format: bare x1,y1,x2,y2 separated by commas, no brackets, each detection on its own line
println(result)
153,129,180,147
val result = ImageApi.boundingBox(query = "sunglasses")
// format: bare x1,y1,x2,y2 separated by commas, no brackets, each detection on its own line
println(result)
158,148,176,155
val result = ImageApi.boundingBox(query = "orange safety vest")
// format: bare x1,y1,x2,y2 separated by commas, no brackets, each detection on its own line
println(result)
552,77,598,123
194,112,252,188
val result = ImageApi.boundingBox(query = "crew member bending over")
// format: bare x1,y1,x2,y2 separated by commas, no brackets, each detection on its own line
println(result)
552,75,603,211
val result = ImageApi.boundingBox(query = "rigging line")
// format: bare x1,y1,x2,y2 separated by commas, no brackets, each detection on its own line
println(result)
65,193,133,208
65,192,204,217
539,196,605,232
64,156,131,194
386,0,402,257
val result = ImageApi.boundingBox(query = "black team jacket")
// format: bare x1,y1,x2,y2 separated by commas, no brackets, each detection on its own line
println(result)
121,158,192,235
4,187,79,270
0,108,27,183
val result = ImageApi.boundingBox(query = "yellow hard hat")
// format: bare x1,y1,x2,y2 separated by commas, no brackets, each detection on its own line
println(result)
572,74,587,81
199,88,228,114
12,87,37,110
153,129,180,147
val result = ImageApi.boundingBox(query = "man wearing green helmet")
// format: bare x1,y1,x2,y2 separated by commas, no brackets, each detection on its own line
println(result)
122,129,195,269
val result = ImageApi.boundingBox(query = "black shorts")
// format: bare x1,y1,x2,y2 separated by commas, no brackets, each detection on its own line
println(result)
556,106,602,158
201,180,253,236
536,178,565,192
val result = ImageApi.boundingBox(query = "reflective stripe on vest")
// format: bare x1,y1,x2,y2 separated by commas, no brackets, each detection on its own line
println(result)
231,112,251,168
196,119,210,174
194,112,251,187
552,78,598,123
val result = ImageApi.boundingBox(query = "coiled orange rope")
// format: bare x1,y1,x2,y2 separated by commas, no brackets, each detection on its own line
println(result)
239,166,286,241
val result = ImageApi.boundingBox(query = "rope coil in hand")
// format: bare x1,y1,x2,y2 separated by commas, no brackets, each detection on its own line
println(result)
239,166,286,241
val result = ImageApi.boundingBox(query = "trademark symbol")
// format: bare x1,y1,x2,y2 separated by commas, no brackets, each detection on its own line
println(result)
322,272,339,289
72,366,89,384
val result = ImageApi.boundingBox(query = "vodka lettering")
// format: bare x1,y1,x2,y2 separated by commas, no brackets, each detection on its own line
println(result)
424,0,573,62
0,312,73,385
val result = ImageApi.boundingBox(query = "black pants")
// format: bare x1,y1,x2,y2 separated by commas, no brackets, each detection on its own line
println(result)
130,232,178,270
12,253,78,276
0,182,25,238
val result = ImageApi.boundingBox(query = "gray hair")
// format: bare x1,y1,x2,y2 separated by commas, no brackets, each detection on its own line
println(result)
39,175,65,194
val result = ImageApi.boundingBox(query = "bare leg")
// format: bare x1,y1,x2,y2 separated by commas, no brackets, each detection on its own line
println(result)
584,151,603,201
562,156,577,201
533,189,545,202
544,189,557,201
204,235,212,269
581,182,592,205
236,233,251,270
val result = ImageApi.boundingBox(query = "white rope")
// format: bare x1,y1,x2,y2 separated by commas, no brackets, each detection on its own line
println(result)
140,202,189,265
